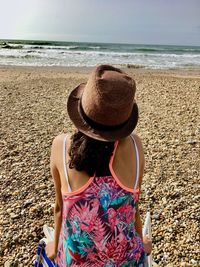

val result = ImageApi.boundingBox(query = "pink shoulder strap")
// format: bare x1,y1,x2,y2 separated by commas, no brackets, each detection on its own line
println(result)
63,135,72,192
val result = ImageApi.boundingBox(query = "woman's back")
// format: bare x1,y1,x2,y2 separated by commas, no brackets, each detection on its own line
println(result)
46,65,151,266
53,133,146,266
54,134,143,194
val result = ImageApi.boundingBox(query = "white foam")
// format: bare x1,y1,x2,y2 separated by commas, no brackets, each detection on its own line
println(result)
1,44,200,69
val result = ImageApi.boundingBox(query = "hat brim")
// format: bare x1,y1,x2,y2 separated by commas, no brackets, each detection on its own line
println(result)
67,83,139,141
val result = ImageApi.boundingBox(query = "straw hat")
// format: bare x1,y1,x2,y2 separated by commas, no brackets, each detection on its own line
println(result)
67,64,138,141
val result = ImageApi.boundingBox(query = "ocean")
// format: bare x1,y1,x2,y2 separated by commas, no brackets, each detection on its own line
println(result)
0,39,200,69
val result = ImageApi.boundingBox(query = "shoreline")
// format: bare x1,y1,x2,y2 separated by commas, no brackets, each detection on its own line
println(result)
0,64,200,79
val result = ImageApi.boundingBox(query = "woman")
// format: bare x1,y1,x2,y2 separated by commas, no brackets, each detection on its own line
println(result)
46,65,152,266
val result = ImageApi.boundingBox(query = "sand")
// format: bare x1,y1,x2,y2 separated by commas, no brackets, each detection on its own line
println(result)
0,66,199,266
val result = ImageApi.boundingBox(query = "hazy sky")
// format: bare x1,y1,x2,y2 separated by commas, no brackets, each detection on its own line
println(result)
0,0,200,45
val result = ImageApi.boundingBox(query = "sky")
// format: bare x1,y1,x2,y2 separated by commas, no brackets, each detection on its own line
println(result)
0,0,200,46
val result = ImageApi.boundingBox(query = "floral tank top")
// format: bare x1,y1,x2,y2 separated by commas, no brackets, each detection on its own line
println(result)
55,135,146,267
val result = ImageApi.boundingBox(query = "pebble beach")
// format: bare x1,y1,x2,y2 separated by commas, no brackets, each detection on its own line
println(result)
0,66,199,266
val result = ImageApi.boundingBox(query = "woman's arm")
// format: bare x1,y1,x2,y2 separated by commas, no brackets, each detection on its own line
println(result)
135,205,143,239
52,162,63,254
46,137,63,260
135,203,152,254
134,134,144,239
132,134,152,254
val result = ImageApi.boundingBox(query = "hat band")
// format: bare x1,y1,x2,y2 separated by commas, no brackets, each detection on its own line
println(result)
80,101,129,132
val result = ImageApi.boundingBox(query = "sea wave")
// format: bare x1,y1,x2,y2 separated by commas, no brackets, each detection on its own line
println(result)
0,54,42,59
134,47,200,53
1,40,200,54
67,45,102,51
0,43,23,49
0,39,200,69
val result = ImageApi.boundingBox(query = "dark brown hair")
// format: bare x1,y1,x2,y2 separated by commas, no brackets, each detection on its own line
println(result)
68,131,115,177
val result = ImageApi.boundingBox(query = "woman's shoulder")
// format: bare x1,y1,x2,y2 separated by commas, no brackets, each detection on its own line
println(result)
52,133,72,147
50,133,73,169
131,134,145,179
130,133,144,151
51,133,71,160
116,134,143,152
129,133,145,166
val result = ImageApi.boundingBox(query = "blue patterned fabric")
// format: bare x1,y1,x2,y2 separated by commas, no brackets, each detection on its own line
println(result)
34,240,55,267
